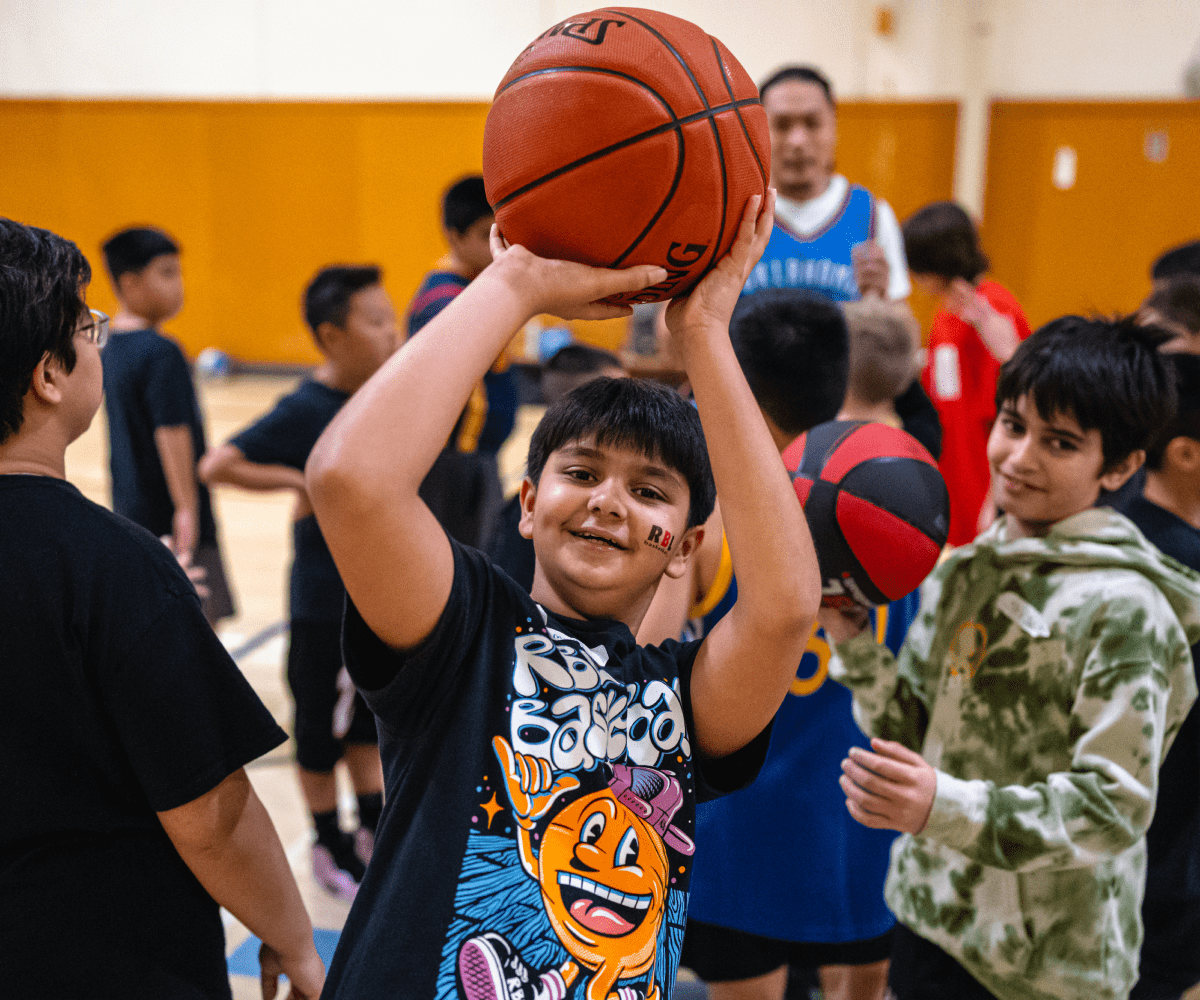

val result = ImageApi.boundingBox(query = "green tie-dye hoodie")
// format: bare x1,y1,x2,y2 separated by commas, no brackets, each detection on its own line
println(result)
829,507,1200,1000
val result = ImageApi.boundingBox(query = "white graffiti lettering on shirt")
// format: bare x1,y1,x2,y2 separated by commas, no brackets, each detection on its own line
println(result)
511,629,690,771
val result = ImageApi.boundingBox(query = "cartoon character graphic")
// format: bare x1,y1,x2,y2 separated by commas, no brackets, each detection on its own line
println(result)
457,736,694,1000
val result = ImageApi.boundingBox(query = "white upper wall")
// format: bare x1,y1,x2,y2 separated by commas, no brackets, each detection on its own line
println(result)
3,0,1198,100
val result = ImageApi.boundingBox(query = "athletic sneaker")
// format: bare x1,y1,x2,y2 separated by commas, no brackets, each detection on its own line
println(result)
354,826,375,867
311,843,360,903
457,932,568,1000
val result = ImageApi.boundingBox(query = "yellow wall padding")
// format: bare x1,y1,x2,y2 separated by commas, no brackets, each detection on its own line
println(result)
983,100,1200,327
1,99,957,363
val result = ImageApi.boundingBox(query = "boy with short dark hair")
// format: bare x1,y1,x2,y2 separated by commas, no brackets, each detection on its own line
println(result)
306,194,823,1000
101,225,235,625
200,265,396,901
823,316,1200,1000
1115,353,1200,1000
0,218,324,998
409,175,518,549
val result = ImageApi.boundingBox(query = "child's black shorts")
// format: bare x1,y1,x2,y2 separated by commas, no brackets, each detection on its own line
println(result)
887,922,999,1000
680,918,893,982
287,619,378,772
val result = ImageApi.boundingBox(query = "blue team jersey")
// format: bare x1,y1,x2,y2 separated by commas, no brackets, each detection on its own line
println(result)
741,184,875,303
685,541,920,943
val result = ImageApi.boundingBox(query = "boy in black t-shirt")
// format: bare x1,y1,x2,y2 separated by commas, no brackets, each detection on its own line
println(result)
0,218,323,997
1116,353,1200,1000
307,192,822,1000
101,226,235,625
200,266,396,902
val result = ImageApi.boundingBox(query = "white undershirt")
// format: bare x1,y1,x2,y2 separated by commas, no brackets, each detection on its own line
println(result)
773,175,912,301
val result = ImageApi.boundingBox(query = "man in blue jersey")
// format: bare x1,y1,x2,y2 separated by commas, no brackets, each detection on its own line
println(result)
743,66,909,305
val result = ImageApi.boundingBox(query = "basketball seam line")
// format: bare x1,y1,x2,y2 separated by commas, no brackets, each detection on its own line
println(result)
598,8,711,109
490,97,760,212
711,36,768,188
495,64,678,118
609,131,687,268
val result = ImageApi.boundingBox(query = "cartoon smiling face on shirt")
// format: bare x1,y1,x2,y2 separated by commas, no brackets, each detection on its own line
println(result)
537,788,668,976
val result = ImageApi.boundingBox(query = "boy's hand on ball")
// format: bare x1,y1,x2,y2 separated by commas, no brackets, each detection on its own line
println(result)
840,738,937,834
487,225,668,321
663,189,775,351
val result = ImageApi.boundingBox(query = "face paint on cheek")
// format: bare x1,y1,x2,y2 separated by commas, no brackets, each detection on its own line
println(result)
644,525,674,555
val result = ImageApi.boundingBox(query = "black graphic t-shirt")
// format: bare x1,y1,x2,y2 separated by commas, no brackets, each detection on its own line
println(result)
229,379,350,622
325,541,770,1000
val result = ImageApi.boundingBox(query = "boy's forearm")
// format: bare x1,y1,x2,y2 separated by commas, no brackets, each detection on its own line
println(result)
200,445,306,494
154,425,199,518
158,770,316,962
829,630,929,749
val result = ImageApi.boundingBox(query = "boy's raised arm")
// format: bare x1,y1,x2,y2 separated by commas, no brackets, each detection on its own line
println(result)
670,192,822,758
306,246,667,651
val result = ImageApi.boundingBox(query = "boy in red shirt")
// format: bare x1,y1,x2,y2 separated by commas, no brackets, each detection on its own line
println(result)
903,202,1031,546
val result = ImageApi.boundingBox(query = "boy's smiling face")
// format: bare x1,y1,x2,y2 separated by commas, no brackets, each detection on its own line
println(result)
519,437,700,626
988,394,1140,538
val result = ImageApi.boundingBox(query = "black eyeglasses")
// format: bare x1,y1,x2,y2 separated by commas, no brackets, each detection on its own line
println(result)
77,309,110,348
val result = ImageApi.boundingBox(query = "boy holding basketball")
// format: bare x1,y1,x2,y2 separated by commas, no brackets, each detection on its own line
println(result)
306,193,822,1000
200,265,396,902
821,317,1200,1000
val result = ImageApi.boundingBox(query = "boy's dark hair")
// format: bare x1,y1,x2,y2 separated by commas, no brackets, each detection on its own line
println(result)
1146,353,1200,470
526,377,715,528
0,218,92,444
996,315,1176,471
542,344,624,407
1143,275,1200,335
729,288,849,436
101,226,179,282
303,265,382,338
758,65,835,106
1152,240,1200,281
902,201,989,281
442,176,493,235
842,299,919,405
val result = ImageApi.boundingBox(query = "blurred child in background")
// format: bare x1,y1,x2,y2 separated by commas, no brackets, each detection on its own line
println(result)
903,202,1031,546
408,175,517,549
1115,353,1200,1000
200,266,394,902
101,226,235,625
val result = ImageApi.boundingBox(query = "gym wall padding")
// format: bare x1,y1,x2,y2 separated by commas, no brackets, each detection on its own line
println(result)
1,99,957,363
982,100,1200,328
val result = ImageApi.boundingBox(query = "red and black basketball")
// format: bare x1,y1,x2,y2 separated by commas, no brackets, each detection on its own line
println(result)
481,7,769,304
782,421,950,608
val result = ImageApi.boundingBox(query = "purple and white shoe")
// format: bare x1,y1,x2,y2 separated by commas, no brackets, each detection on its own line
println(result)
311,843,360,903
457,932,567,1000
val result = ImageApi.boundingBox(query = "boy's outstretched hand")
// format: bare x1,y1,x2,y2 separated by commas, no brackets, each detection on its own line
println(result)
488,226,668,322
663,189,776,352
840,738,936,834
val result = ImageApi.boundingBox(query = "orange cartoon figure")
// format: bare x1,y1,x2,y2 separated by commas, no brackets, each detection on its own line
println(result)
456,736,694,1000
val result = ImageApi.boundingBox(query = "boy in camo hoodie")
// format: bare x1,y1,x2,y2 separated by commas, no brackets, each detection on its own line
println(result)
820,316,1200,1000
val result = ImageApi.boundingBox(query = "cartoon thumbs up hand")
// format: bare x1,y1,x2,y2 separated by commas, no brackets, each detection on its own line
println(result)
492,735,580,831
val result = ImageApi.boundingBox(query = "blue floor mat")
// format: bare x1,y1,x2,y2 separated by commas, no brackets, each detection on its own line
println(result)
228,927,341,977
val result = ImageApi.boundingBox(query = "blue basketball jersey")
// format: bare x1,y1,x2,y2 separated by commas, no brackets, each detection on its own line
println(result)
685,553,920,943
742,184,875,303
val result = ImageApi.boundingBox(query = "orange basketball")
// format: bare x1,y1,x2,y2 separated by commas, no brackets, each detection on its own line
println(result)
482,7,769,304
